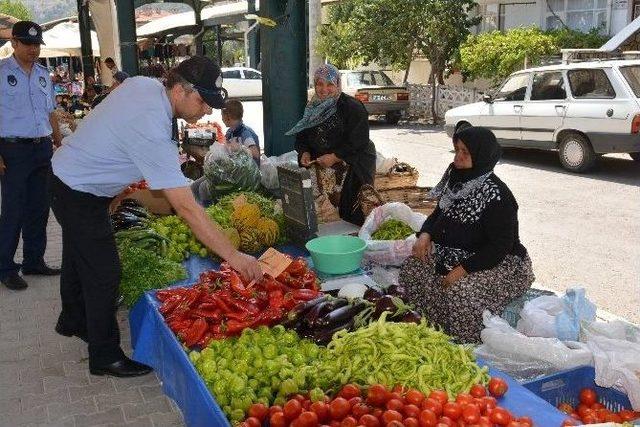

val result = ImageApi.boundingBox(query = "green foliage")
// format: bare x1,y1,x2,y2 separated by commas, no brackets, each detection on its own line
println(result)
0,0,32,21
460,27,609,83
203,28,245,67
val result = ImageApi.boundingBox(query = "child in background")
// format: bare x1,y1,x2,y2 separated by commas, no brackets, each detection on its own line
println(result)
221,100,261,165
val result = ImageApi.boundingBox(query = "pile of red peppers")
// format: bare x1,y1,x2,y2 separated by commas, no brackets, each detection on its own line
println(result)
155,258,321,348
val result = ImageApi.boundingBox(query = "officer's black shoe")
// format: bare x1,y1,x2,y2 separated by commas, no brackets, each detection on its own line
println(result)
22,264,61,276
54,318,88,343
90,357,153,377
1,273,28,290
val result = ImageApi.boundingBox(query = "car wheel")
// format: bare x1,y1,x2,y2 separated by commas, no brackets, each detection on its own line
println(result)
629,152,640,161
385,111,401,125
221,87,229,100
558,133,596,173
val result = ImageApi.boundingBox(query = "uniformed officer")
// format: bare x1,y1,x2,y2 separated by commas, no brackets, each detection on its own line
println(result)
51,56,262,377
0,21,62,290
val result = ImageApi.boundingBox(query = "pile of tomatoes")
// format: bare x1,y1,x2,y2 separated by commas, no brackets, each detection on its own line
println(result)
558,387,639,425
238,378,540,427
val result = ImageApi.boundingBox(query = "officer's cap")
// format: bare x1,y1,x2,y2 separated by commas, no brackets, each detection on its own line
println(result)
173,56,226,109
12,21,45,45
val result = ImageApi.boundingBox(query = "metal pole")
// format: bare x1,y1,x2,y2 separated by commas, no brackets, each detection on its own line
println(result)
77,0,95,83
308,0,323,87
247,0,259,68
116,0,139,75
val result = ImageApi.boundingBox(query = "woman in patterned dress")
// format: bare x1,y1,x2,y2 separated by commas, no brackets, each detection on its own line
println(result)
399,126,534,343
286,64,376,225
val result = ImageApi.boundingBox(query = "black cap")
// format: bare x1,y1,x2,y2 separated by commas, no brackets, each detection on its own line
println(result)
173,56,226,109
12,21,45,45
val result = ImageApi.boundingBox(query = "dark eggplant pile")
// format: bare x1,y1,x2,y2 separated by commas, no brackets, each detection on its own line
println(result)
110,199,151,232
284,285,422,345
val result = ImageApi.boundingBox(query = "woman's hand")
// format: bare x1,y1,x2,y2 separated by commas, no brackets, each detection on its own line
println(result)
316,153,340,168
443,265,468,287
412,233,432,260
300,152,312,167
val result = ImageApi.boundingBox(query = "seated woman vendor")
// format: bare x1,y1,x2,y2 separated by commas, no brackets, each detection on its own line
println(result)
399,126,534,344
287,64,376,225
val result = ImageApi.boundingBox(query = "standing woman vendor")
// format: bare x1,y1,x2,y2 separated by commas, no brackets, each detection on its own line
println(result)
287,64,375,225
399,126,534,343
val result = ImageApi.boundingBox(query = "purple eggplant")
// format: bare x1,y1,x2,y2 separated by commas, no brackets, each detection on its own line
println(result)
316,301,367,328
373,295,399,318
399,310,422,324
312,320,354,345
305,298,348,327
363,287,384,302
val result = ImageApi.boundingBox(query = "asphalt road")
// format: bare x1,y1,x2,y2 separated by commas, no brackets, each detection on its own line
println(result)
204,103,640,324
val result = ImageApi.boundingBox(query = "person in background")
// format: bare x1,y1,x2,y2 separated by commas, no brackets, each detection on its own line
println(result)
287,63,376,225
221,99,260,165
399,126,534,344
0,21,62,290
91,71,129,108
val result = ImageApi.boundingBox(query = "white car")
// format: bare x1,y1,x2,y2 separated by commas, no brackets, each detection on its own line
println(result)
445,59,640,172
221,67,262,100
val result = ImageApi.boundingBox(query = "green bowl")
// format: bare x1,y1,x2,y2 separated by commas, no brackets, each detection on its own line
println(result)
305,235,366,275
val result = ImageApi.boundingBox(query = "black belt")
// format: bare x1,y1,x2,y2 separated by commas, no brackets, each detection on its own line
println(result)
0,137,50,144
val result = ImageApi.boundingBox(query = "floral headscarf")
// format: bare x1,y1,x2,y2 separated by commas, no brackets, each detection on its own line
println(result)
285,64,342,136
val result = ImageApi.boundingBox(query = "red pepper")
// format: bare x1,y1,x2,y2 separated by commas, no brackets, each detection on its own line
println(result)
291,289,320,301
225,311,250,321
225,297,260,314
209,324,223,335
228,271,253,297
159,295,182,315
196,332,213,348
225,319,252,334
262,277,281,291
302,271,319,290
269,290,284,309
286,258,307,277
283,293,298,310
210,294,232,313
156,289,176,302
184,318,208,347
192,309,221,319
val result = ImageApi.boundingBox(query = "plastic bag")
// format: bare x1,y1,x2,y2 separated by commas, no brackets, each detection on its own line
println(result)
476,311,593,382
376,151,397,174
583,326,640,410
358,202,427,266
516,288,596,341
260,151,299,190
203,143,261,199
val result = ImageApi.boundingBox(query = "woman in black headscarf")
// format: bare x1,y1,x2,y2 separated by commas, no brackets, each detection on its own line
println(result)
399,126,534,343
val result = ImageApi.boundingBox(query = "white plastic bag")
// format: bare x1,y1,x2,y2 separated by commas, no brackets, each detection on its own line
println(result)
476,311,593,382
259,151,299,190
517,288,596,341
358,202,426,266
375,151,397,174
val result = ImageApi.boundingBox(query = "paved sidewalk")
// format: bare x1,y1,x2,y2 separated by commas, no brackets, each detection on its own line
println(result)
0,206,185,427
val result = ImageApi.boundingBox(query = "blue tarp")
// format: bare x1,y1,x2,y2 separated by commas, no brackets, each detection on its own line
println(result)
129,250,568,427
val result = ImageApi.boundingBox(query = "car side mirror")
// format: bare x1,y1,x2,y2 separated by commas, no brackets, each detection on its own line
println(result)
482,93,494,104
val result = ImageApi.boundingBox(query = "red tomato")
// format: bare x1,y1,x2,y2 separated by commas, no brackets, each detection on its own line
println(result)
340,416,357,427
290,419,302,427
386,399,405,412
248,403,269,421
418,409,438,427
393,384,407,394
581,413,598,424
505,421,521,427
576,404,593,419
304,400,312,411
579,388,598,407
386,421,404,427
455,394,474,406
605,413,622,423
339,384,361,400
470,384,487,398
490,407,513,426
244,417,261,427
352,403,371,419
404,404,421,419
298,411,319,427
480,396,497,414
429,390,449,407
462,404,481,424
372,408,384,419
488,378,508,398
359,414,381,427
442,403,462,421
619,409,639,421
269,405,284,417
561,418,578,426
388,392,404,402
595,408,611,422
421,398,443,417
404,418,420,427
406,389,425,406
517,416,533,427
270,411,287,427
367,384,389,407
437,416,455,426
348,397,363,408
310,401,330,423
285,399,304,421
329,421,341,427
293,394,307,402
381,410,403,425
557,403,574,415
478,416,493,427
329,397,351,421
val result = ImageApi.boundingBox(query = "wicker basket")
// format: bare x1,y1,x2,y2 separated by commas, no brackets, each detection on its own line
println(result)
374,162,419,191
357,184,438,217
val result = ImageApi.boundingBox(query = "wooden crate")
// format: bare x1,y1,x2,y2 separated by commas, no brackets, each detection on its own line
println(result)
357,184,438,217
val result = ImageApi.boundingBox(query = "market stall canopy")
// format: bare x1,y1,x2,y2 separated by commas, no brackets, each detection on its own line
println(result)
0,13,19,40
0,21,101,59
601,16,640,52
137,0,261,37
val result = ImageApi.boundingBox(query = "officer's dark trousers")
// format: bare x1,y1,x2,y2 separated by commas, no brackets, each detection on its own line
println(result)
0,139,53,280
50,175,125,367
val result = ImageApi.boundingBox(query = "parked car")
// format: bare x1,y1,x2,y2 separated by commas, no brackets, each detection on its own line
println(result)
444,59,640,172
221,67,262,100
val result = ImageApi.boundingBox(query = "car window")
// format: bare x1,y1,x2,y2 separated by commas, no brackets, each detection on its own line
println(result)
372,71,394,86
347,72,374,87
567,69,615,99
530,71,566,100
619,66,640,97
494,74,529,102
222,70,241,79
244,70,261,80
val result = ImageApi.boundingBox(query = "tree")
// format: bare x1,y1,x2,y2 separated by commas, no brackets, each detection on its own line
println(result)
0,0,32,21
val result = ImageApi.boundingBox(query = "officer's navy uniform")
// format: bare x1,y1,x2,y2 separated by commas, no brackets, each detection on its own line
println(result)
0,23,56,285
